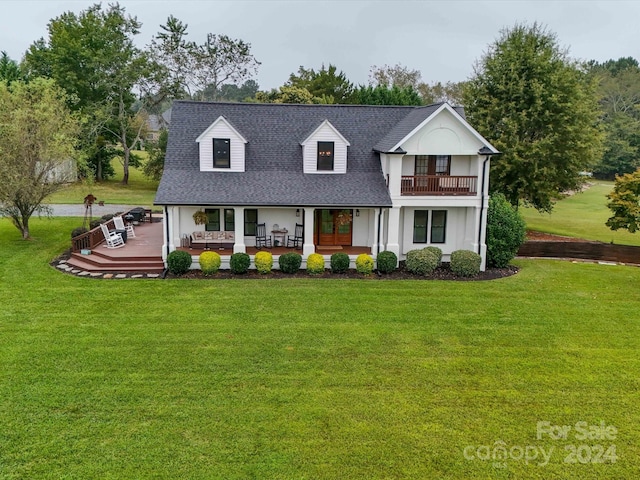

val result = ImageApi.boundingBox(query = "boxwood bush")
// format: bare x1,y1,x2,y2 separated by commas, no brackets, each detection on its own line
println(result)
376,250,397,273
230,252,251,274
424,246,443,266
167,250,192,275
405,249,438,276
330,252,350,273
279,252,302,274
199,251,221,276
355,253,374,275
306,253,325,275
254,251,273,274
450,249,481,277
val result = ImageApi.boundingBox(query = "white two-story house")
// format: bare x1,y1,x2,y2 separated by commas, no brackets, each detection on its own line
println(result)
154,101,498,270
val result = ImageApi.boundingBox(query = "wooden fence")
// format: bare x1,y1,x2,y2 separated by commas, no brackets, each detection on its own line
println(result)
518,241,640,264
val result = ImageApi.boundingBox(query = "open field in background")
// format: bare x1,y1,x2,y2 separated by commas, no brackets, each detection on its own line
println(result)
1,217,639,478
46,152,159,207
521,181,640,246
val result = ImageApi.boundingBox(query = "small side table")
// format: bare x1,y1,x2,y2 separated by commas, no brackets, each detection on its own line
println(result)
271,229,288,247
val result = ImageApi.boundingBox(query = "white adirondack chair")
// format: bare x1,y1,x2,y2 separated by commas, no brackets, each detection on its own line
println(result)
100,223,125,248
114,215,135,238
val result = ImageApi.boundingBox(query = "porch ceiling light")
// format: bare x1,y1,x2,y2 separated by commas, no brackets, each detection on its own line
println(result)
296,208,300,217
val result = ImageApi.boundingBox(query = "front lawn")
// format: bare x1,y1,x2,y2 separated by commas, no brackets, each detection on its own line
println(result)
521,181,640,246
1,218,639,479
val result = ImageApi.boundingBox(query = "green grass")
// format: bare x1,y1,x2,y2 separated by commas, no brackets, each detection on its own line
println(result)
1,217,640,478
521,181,640,246
46,153,159,206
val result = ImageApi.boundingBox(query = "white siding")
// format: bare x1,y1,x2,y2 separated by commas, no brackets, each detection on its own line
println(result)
197,118,246,172
400,108,484,156
302,121,349,174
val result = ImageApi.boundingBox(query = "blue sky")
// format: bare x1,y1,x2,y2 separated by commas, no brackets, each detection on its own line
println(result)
1,0,639,90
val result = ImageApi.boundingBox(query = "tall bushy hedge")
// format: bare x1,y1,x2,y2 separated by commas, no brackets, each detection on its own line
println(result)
167,250,192,275
486,193,526,267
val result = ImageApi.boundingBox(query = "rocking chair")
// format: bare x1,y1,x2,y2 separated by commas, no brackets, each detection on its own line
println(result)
286,223,304,249
255,223,272,249
100,223,125,249
113,215,135,238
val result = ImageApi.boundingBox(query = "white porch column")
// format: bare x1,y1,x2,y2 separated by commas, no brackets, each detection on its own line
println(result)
233,207,246,253
387,153,404,198
302,207,315,256
386,206,401,256
371,208,380,255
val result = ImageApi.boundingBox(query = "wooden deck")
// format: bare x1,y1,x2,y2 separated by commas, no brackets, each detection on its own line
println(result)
66,221,165,273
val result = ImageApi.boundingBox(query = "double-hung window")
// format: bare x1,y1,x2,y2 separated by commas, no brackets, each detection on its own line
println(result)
415,155,451,175
430,210,447,243
204,209,220,231
224,209,235,231
413,210,447,244
213,138,230,168
244,209,258,236
317,141,334,171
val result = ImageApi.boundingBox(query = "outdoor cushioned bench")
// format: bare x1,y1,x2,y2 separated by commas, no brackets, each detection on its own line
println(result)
190,231,235,250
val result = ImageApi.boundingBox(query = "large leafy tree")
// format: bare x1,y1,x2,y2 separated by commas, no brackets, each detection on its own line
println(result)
369,63,465,105
606,169,640,233
286,64,354,104
588,58,640,179
464,23,604,212
350,84,422,106
23,3,165,184
0,52,21,85
0,79,79,239
149,15,260,102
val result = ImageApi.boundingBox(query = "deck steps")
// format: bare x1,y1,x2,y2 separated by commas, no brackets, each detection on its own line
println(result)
66,250,164,273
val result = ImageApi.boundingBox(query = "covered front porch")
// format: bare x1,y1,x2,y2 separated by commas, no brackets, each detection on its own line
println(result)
163,205,384,264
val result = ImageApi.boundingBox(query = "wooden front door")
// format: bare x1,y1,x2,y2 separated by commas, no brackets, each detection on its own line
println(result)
315,209,353,246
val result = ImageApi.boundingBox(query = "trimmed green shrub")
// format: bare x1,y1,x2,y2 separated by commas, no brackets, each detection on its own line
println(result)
71,226,88,238
279,252,302,274
167,250,192,275
450,249,482,277
424,246,443,266
330,252,350,273
376,250,398,273
254,251,273,274
306,253,325,275
405,249,438,276
487,193,526,268
355,253,374,275
230,252,251,274
199,251,221,276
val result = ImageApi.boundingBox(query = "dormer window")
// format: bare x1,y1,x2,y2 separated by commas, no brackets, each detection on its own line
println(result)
317,141,334,171
213,138,230,168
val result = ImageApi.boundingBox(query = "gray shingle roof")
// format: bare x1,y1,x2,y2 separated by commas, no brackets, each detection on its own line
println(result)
155,101,446,207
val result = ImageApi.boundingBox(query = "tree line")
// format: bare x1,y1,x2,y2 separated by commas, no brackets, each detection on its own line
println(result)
1,3,639,238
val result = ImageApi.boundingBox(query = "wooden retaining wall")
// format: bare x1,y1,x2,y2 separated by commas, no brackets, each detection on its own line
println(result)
518,241,640,264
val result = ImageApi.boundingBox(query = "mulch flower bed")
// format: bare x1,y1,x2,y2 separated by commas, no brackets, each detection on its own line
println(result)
172,262,519,281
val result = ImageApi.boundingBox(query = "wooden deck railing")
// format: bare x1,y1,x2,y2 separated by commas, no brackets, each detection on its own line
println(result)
400,175,478,196
71,218,118,252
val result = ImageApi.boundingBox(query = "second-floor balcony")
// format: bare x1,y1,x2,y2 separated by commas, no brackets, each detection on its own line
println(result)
400,175,478,196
